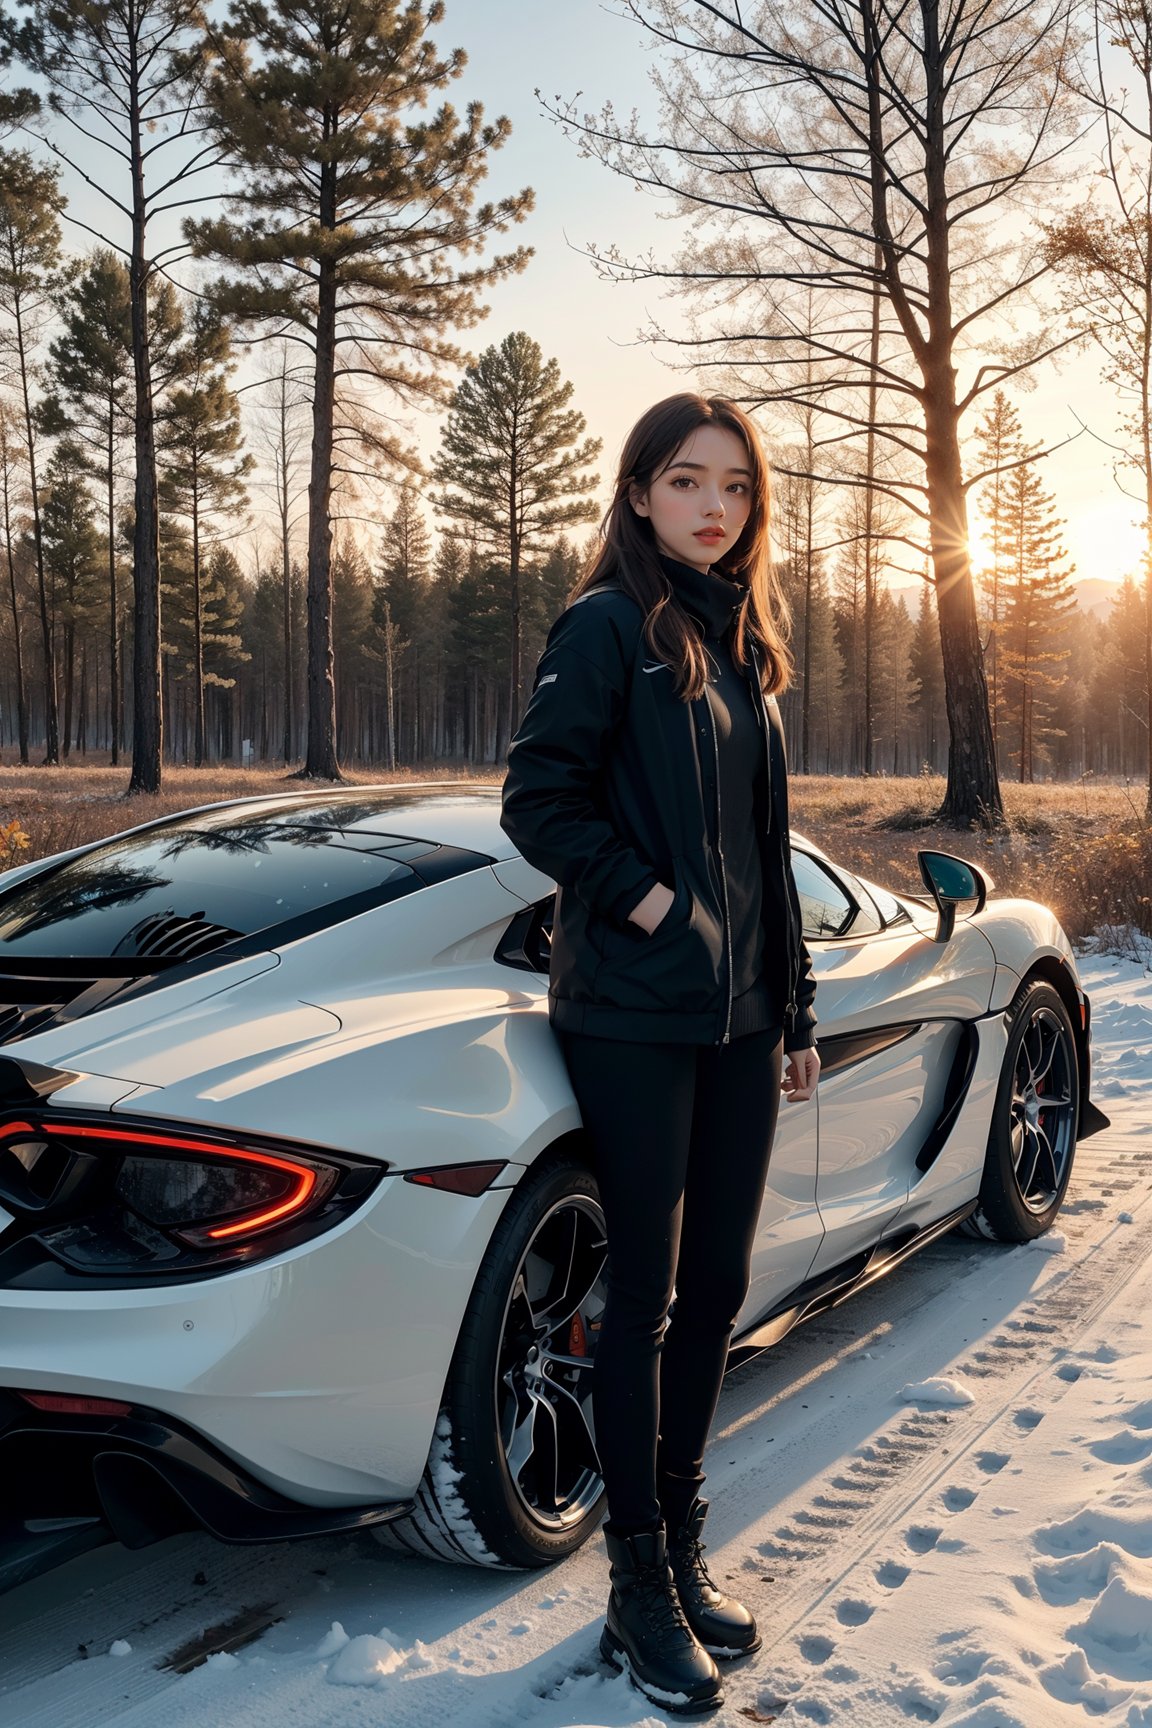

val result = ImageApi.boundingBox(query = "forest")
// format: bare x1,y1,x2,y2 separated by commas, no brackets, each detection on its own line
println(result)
0,0,1148,825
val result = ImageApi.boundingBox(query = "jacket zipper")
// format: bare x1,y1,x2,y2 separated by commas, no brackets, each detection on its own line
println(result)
748,644,800,1034
704,680,734,1045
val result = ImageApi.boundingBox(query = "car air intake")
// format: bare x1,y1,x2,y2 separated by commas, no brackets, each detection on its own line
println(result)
111,910,242,962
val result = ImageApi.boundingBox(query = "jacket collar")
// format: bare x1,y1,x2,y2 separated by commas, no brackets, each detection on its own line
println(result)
657,550,747,639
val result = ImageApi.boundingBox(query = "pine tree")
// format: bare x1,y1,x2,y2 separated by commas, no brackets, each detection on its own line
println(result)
426,529,467,758
186,0,534,781
908,583,947,772
200,545,249,760
445,541,510,764
998,455,1077,781
374,485,433,767
973,389,1025,767
41,249,132,761
772,452,827,775
1088,577,1149,776
251,343,309,764
7,1,219,792
40,438,105,754
0,397,29,760
331,536,375,764
0,148,66,763
159,302,252,765
430,331,600,746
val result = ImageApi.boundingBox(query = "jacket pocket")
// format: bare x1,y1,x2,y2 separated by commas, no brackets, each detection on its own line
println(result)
592,854,723,1012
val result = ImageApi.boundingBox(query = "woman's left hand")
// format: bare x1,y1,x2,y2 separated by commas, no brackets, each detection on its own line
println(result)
782,1046,820,1103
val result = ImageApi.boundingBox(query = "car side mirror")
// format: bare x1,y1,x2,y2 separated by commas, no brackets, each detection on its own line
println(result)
917,849,994,944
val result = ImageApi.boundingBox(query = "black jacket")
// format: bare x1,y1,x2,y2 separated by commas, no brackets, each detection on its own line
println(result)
499,565,819,1052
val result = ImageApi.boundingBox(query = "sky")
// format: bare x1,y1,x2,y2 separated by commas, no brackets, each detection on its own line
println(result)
440,1,1147,593
26,0,1149,596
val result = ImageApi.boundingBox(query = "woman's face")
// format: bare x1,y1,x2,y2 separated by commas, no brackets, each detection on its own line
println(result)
629,423,755,574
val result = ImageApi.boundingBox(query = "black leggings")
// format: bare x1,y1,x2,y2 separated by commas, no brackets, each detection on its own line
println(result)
556,1023,784,1534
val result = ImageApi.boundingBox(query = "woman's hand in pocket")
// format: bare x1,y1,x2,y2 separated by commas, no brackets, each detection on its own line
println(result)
627,881,676,934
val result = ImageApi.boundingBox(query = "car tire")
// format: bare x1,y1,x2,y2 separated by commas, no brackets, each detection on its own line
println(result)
963,979,1080,1243
377,1153,608,1569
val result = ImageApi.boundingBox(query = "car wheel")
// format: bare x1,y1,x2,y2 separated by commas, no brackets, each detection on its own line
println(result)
964,979,1080,1243
378,1154,607,1568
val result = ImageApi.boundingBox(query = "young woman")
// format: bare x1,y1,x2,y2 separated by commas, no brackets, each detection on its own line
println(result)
499,392,819,1716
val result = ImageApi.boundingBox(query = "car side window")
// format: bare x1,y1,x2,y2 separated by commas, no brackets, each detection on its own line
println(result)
855,873,911,928
791,852,857,939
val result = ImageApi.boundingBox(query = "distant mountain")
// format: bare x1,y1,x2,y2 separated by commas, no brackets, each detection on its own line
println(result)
1073,577,1126,619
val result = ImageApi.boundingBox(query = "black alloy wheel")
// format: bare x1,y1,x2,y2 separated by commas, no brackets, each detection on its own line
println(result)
1008,1002,1077,1216
495,1194,606,1532
386,1156,608,1568
965,979,1080,1242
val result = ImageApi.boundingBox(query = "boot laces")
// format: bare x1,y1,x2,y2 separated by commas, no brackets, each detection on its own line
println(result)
673,1530,716,1591
633,1559,693,1636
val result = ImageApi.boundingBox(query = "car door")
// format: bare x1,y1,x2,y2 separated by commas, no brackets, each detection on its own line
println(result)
790,849,997,1280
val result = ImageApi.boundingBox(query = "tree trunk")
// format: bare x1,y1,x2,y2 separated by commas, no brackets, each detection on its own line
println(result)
276,365,296,767
62,617,74,758
925,380,1004,827
281,492,293,767
107,404,120,766
77,646,87,754
191,466,206,767
383,597,396,770
12,288,58,765
509,455,522,742
863,252,881,775
297,189,341,781
1,439,29,764
918,1,1003,829
127,62,163,795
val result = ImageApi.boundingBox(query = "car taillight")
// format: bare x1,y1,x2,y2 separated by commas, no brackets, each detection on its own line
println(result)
113,1144,329,1246
0,1112,382,1279
19,1392,133,1416
53,1124,336,1247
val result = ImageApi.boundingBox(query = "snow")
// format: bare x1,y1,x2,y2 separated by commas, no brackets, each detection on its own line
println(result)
900,1376,978,1406
2,944,1152,1728
313,1623,349,1658
1028,1230,1067,1253
325,1629,406,1686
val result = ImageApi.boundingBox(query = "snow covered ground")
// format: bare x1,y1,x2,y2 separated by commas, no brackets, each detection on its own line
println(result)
2,948,1151,1728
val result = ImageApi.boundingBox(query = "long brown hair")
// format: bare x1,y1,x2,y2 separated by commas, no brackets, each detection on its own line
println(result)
570,393,793,701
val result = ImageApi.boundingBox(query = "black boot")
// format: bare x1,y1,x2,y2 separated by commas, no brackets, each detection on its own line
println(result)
600,1521,724,1715
666,1497,762,1659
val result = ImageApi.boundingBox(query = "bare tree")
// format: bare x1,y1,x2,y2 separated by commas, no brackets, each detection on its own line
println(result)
1046,0,1152,814
543,0,1086,826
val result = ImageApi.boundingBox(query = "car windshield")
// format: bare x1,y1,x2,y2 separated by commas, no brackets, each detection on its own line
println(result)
0,807,420,959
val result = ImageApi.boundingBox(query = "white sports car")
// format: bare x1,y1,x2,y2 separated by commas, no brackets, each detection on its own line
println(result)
0,784,1107,1590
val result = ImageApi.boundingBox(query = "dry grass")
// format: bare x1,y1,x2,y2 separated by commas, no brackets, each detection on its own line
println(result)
786,774,1152,947
0,761,503,865
0,760,1148,947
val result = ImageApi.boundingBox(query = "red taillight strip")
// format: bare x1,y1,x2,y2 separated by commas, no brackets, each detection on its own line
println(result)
0,1121,39,1141
20,1392,133,1417
34,1123,318,1240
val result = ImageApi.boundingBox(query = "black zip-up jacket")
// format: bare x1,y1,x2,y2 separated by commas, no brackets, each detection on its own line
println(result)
499,563,819,1053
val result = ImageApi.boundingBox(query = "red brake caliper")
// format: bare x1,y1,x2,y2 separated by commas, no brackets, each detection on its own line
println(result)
568,1310,588,1356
